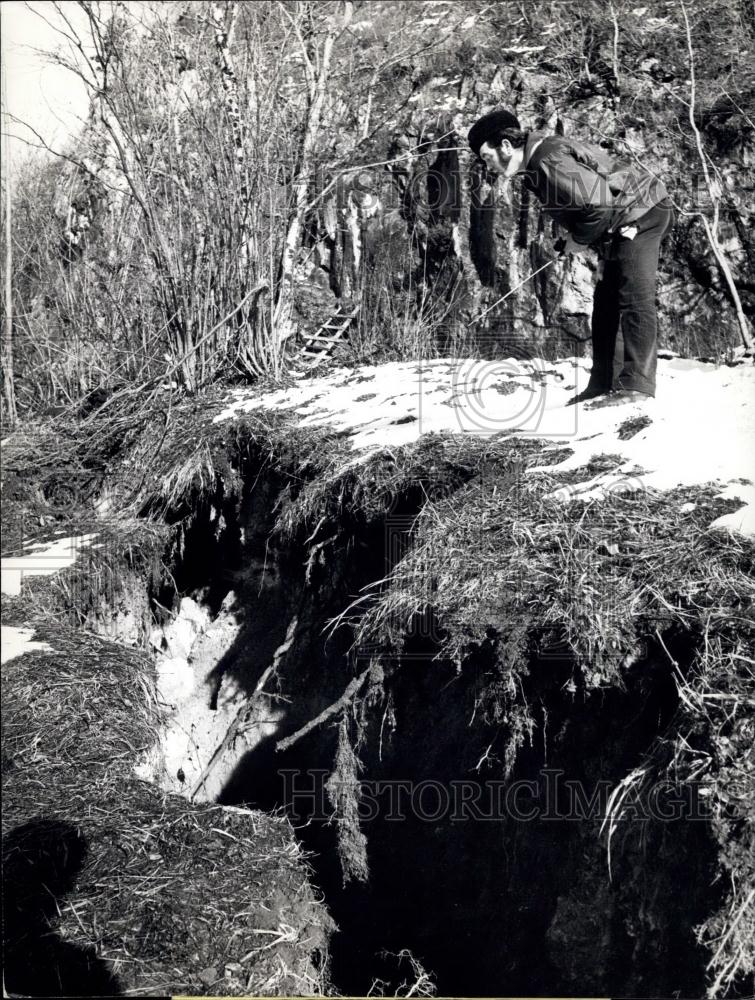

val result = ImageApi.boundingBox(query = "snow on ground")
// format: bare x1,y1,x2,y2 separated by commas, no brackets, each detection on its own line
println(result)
215,355,755,535
0,533,99,597
1,626,54,665
135,595,281,802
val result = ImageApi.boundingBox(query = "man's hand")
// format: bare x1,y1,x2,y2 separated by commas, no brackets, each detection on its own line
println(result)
555,234,589,256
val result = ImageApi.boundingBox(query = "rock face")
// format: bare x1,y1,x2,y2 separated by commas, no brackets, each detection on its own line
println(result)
350,104,745,358
301,15,753,362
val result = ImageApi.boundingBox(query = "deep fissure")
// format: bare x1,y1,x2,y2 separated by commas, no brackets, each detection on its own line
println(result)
142,452,725,997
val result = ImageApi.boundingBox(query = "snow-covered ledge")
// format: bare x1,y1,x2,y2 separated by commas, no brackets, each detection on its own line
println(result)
214,356,755,535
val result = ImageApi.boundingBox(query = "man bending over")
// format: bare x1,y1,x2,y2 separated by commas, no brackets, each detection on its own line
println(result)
468,109,673,406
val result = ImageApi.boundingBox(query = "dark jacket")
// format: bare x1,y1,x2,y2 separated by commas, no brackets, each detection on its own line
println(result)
521,132,669,245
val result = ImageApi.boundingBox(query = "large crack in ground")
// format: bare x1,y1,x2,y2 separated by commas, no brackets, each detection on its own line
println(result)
2,359,752,996
135,453,726,998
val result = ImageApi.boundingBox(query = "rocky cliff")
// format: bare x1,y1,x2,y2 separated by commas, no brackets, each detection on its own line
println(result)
295,1,754,363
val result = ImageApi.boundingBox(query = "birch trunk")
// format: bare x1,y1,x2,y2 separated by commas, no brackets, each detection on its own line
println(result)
273,2,353,344
3,136,17,427
680,1,753,351
454,146,488,319
211,3,251,274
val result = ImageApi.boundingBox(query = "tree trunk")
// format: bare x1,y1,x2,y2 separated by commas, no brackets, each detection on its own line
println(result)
680,1,753,351
2,68,17,427
211,3,250,273
273,2,353,345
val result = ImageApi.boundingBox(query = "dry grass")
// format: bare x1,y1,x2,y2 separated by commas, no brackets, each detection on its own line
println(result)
4,388,753,997
338,454,754,997
24,519,171,644
1,615,332,997
352,462,751,674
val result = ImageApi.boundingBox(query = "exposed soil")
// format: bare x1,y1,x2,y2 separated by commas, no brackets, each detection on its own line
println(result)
140,459,727,998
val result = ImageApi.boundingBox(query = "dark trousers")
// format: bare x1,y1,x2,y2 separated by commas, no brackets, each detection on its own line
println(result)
589,200,674,396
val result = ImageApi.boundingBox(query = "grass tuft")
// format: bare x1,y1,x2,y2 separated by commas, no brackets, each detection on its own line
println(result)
2,618,332,996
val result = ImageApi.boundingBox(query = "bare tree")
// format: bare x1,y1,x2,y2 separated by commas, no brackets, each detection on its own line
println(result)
2,163,17,427
1,63,17,426
273,1,353,345
680,0,753,351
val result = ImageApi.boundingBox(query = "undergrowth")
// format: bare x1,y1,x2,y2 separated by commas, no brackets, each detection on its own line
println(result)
3,383,753,996
1,617,331,996
339,463,754,998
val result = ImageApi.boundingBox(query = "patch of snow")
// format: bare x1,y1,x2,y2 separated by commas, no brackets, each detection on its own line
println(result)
159,598,210,660
1,626,54,665
501,44,547,54
165,618,197,660
136,590,277,802
1,533,99,596
710,482,755,535
178,596,211,630
214,356,755,534
152,596,213,703
156,655,195,703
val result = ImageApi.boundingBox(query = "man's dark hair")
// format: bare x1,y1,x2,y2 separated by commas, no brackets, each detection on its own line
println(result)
468,108,521,156
496,127,529,150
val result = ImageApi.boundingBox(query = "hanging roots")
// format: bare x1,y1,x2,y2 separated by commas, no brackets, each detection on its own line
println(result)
326,715,369,884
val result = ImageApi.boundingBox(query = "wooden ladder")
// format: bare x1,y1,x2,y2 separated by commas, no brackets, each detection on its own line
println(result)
291,304,359,373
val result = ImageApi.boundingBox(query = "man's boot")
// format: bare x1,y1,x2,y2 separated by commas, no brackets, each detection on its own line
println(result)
586,388,651,408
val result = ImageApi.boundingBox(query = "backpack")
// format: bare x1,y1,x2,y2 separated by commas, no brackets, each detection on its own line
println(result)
559,136,642,206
